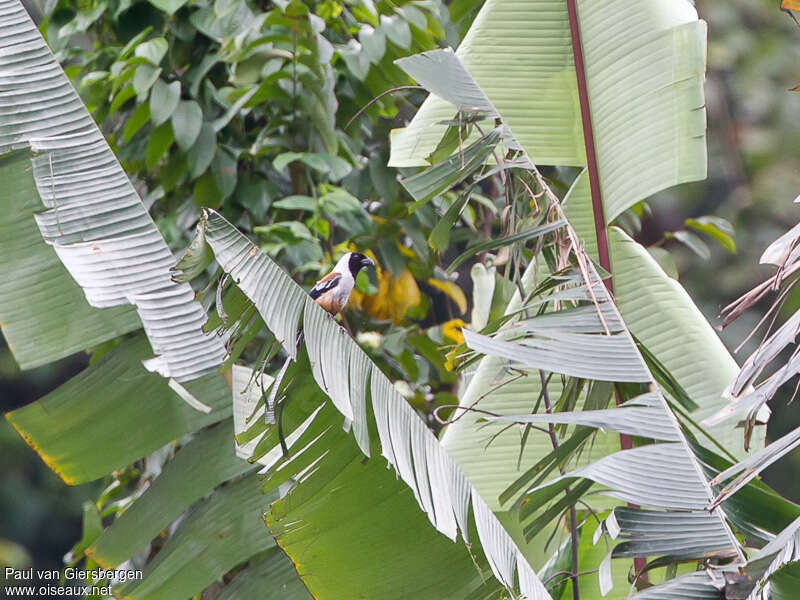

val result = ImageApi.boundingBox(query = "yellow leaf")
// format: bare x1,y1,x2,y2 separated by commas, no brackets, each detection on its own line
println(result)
397,243,417,259
390,269,422,323
427,278,468,314
782,0,800,10
352,266,421,323
444,347,461,371
442,318,466,344
791,83,800,92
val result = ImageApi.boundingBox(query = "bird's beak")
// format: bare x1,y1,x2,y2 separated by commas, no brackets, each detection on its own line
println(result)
362,257,375,268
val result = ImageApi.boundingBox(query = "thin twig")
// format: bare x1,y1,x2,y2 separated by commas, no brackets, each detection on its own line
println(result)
733,281,793,353
540,370,580,600
542,568,600,587
530,167,611,336
431,371,527,426
432,404,550,437
344,85,425,129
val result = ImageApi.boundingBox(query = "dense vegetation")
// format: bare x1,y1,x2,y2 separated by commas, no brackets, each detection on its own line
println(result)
1,0,800,599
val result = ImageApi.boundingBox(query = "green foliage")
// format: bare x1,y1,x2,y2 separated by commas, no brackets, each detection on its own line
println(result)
39,0,506,405
3,1,800,599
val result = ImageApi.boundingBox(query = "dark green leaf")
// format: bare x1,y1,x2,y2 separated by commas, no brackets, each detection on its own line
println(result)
88,422,254,567
171,222,214,283
400,127,502,209
685,216,736,253
429,195,469,252
447,220,566,274
172,100,204,150
5,336,230,484
187,122,217,178
116,475,275,600
122,101,150,142
145,122,174,170
273,195,317,211
212,147,238,200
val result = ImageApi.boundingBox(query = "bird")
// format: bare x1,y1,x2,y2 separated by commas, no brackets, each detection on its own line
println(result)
309,251,374,315
264,251,374,433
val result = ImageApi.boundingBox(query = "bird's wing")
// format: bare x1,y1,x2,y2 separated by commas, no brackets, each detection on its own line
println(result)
309,271,342,299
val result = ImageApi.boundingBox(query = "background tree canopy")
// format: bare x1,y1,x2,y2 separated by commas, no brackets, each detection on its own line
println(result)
1,0,799,599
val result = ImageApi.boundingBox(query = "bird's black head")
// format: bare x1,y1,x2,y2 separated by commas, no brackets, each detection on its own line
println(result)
348,252,374,277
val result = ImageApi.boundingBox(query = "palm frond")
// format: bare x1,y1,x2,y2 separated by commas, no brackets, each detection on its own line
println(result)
390,42,745,593
201,209,552,599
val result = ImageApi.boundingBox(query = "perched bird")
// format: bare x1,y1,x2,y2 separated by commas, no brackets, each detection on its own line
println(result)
310,251,374,315
264,251,374,431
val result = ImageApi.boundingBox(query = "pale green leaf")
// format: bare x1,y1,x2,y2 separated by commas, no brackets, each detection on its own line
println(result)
609,228,745,457
150,79,181,126
148,0,188,15
132,64,161,100
380,14,411,49
134,37,168,66
669,230,711,260
390,0,707,222
0,150,140,369
0,5,224,380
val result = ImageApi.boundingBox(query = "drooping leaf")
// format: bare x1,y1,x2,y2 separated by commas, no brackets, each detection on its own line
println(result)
390,3,707,223
172,100,204,150
484,394,682,442
611,507,737,559
0,149,141,369
87,422,254,567
0,4,225,380
5,336,230,485
710,427,800,509
171,221,215,283
188,122,217,178
429,194,469,252
400,127,502,208
201,209,552,599
629,572,723,600
463,325,649,383
116,475,276,600
738,516,800,600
